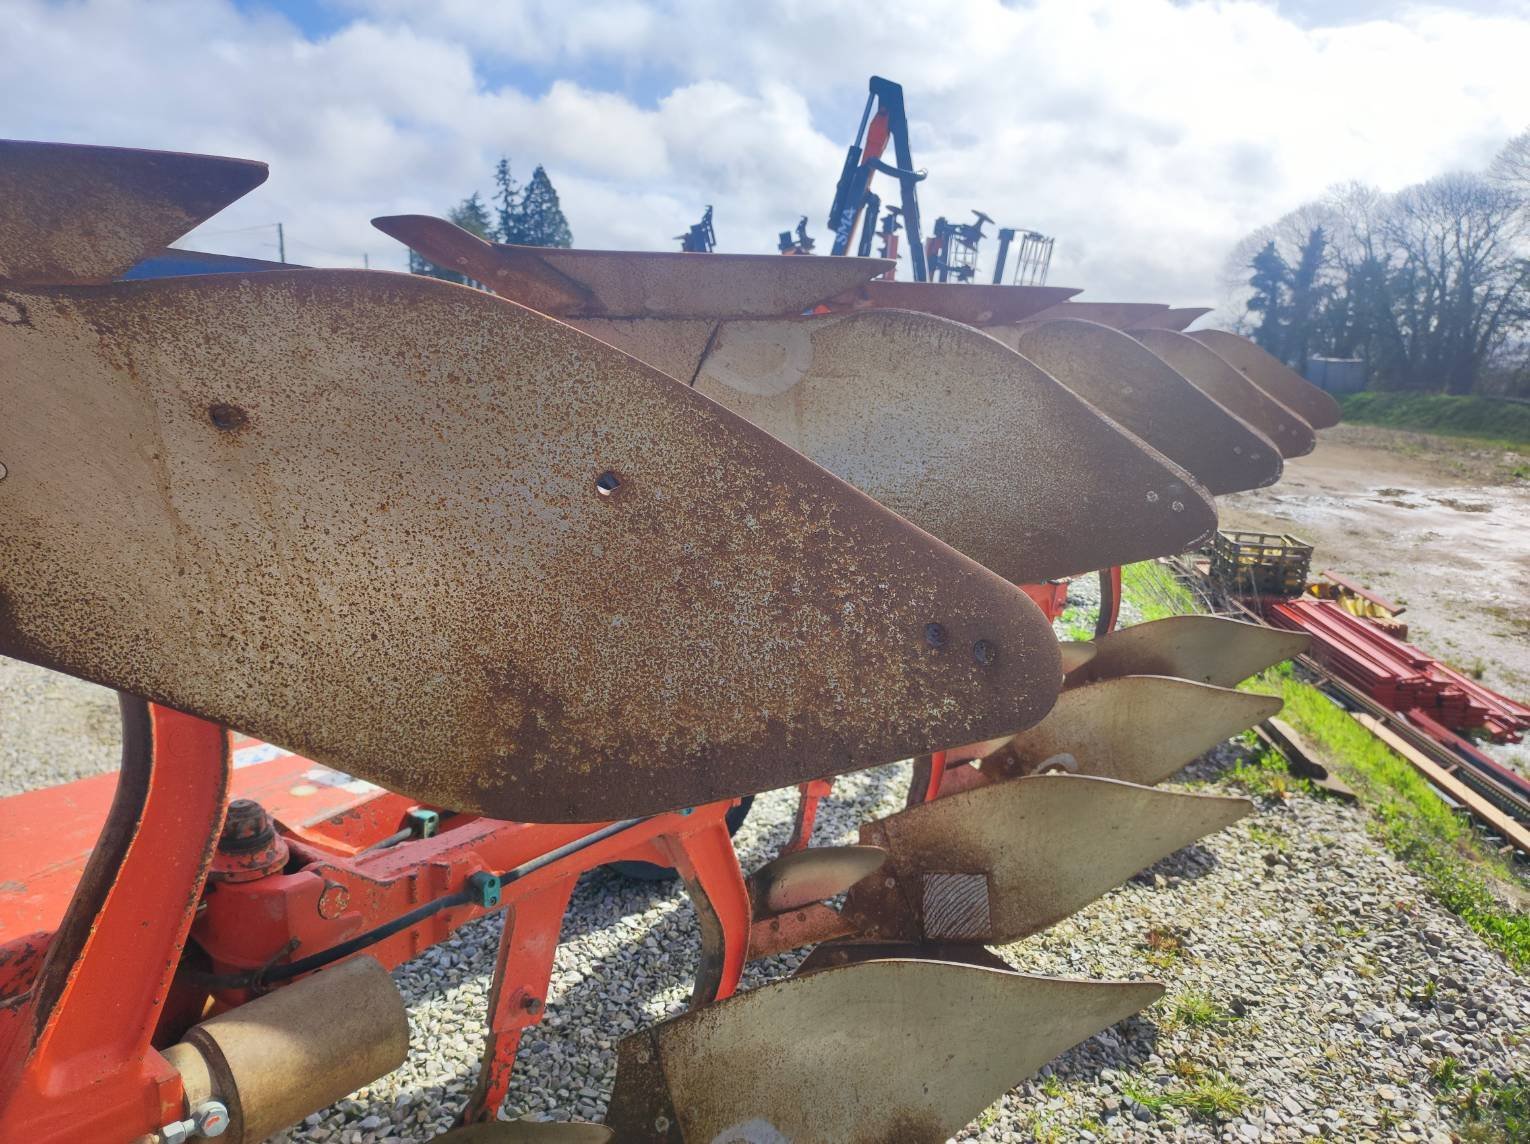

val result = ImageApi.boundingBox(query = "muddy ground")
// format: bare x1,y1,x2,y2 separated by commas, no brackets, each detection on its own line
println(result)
1219,422,1530,773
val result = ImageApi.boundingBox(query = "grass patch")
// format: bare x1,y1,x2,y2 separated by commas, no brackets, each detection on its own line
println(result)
1141,926,1185,970
1241,667,1529,971
1225,740,1313,800
1429,1057,1530,1142
1122,1074,1254,1119
1339,392,1530,451
1120,559,1200,622
1171,990,1239,1029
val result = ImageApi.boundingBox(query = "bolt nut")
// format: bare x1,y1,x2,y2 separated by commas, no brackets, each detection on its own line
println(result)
193,1100,230,1138
219,799,275,853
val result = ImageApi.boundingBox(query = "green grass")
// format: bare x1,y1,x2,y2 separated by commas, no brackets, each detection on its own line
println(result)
1121,559,1200,622
1171,990,1240,1029
1112,561,1529,973
1122,1074,1254,1119
1339,392,1530,451
1429,1057,1530,1142
1241,664,1529,971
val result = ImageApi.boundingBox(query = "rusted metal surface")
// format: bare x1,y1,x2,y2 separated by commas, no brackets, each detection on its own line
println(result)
999,301,1170,333
174,956,408,1144
1133,328,1317,458
605,959,1161,1142
1190,329,1343,430
987,676,1283,787
371,214,890,317
745,845,887,917
0,141,268,286
0,271,1065,823
1072,615,1311,688
432,1124,614,1142
690,310,1218,582
1011,319,1284,495
564,317,718,382
1126,306,1213,332
819,280,1079,326
845,774,1250,944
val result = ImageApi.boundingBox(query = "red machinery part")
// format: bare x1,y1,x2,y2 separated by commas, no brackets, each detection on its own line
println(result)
0,711,752,1140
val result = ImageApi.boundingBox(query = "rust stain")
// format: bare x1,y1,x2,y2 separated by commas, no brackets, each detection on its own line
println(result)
0,140,268,286
1012,318,1283,495
0,270,1062,823
692,309,1218,582
372,213,890,318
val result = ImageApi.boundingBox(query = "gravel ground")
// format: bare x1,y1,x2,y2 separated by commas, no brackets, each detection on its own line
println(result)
2,649,1525,1143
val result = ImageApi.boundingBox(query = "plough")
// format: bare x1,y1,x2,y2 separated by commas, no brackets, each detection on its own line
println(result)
0,140,1337,1142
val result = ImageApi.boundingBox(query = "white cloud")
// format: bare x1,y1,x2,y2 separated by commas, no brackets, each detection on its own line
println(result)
2,0,1526,302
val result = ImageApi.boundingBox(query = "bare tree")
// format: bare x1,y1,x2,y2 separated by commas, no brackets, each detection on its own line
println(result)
1221,163,1530,393
1382,173,1530,393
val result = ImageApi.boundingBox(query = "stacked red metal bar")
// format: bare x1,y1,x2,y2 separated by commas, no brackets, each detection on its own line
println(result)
1265,599,1530,744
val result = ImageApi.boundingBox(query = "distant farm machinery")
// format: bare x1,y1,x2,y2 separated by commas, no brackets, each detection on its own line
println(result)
0,139,1341,1142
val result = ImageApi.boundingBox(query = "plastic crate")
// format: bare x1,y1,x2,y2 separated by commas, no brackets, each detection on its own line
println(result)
1208,530,1312,597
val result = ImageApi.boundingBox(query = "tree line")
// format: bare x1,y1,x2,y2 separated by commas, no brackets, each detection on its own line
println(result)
412,158,573,283
1224,130,1530,395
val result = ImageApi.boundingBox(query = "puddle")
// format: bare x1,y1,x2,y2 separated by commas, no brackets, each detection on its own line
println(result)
1219,435,1530,733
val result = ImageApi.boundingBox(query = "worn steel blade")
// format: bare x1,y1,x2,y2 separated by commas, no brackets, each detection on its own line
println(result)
1190,329,1343,430
0,140,268,286
431,1125,613,1143
690,310,1218,582
0,271,1065,823
819,280,1079,326
747,845,888,918
1126,306,1213,332
845,774,1250,944
1072,616,1311,688
1133,329,1317,458
1059,640,1097,674
605,959,1162,1143
371,214,890,318
999,301,1171,332
794,940,1018,975
1011,319,1283,495
992,676,1283,786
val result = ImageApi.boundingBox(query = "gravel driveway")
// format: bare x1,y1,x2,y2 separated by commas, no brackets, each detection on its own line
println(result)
2,655,1524,1142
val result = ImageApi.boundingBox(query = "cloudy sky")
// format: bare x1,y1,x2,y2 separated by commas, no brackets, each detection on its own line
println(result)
5,0,1529,304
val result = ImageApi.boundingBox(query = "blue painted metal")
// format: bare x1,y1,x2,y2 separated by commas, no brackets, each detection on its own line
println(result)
119,247,298,280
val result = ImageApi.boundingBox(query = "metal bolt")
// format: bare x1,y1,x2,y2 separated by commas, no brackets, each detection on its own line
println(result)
192,1101,230,1138
972,639,997,666
158,1100,229,1142
1145,490,1160,503
219,799,275,852
924,622,947,648
207,403,248,431
654,1115,671,1132
521,994,543,1015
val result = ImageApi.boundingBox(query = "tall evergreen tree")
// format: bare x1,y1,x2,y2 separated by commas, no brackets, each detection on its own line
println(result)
515,166,574,248
1285,227,1331,369
1246,241,1288,358
492,158,522,244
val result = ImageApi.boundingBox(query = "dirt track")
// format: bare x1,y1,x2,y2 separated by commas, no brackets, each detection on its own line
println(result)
1219,423,1530,771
